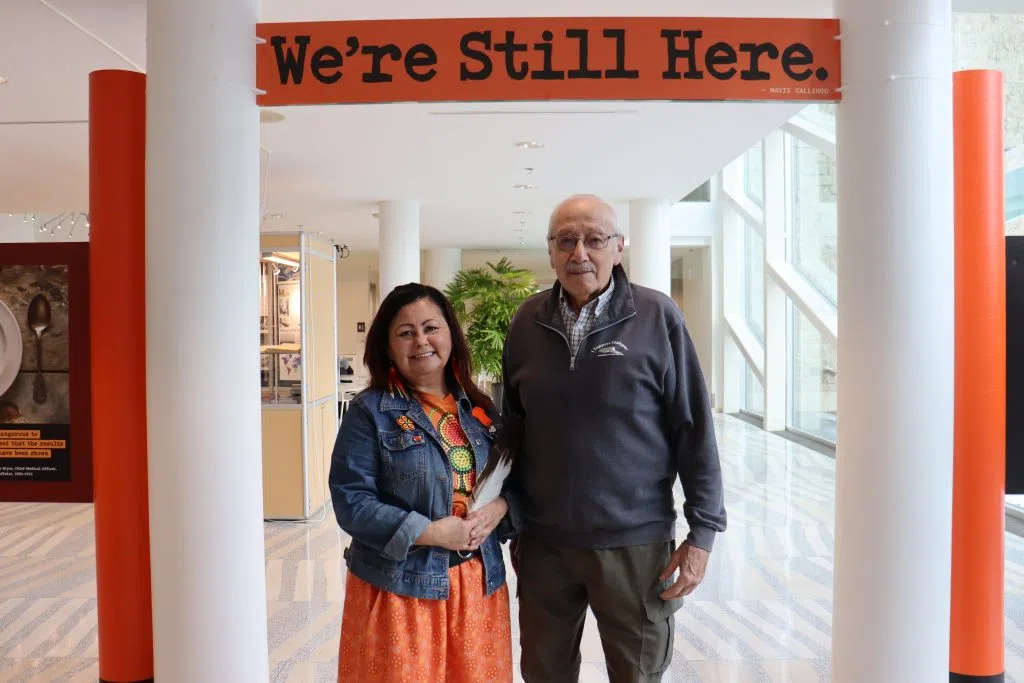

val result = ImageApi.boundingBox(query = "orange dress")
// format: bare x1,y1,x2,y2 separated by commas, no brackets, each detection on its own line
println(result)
337,393,513,683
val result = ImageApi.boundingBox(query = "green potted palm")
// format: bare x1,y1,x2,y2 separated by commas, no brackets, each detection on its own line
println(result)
444,257,537,408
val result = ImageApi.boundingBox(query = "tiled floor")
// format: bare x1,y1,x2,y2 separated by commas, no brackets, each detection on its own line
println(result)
3,414,1024,681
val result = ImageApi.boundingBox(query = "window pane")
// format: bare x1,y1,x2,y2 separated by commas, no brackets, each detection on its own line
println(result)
744,362,764,415
789,135,838,305
743,141,764,207
743,222,764,342
789,303,837,443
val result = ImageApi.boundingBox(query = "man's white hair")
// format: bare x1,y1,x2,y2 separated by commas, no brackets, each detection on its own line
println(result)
547,194,619,239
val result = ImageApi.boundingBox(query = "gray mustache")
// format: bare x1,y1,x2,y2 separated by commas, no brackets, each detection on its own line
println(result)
565,263,596,274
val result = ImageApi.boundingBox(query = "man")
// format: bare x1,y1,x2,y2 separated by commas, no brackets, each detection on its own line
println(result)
501,194,726,683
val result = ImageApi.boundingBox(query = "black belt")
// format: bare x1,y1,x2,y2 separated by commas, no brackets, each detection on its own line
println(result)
449,550,478,568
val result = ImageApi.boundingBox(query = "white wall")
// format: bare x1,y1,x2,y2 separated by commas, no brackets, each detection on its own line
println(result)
323,199,723,384
667,199,716,242
421,248,463,290
335,248,554,373
0,213,88,242
672,247,713,385
0,214,39,242
462,198,719,293
335,250,376,376
461,249,556,290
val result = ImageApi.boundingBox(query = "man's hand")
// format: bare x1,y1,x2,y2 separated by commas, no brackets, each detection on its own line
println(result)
658,542,710,600
465,497,508,549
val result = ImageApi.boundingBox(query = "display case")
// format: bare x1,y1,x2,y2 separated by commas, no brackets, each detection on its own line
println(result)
259,232,339,520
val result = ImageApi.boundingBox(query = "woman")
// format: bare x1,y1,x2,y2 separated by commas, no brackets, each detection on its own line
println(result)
329,282,518,683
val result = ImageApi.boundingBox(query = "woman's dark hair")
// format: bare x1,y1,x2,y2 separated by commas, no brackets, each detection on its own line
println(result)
363,282,495,413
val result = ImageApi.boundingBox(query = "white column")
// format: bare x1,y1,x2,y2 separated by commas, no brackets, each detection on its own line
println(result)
378,200,421,297
423,247,462,291
832,0,954,681
761,131,787,432
146,0,269,681
628,199,672,295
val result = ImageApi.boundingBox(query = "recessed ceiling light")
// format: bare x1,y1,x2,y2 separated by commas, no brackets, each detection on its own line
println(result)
515,141,544,149
513,183,537,190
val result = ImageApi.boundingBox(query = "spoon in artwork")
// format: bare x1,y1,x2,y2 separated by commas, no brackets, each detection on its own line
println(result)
27,294,51,403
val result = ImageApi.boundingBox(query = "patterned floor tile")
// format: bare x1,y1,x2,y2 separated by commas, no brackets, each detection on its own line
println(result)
1,415,1022,682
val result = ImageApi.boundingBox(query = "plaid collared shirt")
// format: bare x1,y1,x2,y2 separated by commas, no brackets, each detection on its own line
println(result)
558,277,616,359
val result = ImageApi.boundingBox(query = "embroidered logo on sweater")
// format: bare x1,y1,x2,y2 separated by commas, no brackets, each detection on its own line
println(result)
592,341,628,357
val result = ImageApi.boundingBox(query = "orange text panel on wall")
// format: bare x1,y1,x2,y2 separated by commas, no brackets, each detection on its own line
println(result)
256,17,841,106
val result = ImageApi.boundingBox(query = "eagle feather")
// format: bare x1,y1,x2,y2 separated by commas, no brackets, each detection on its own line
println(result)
469,413,523,513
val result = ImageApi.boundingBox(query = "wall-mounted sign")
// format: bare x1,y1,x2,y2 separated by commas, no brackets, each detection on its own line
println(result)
0,243,91,503
256,17,841,107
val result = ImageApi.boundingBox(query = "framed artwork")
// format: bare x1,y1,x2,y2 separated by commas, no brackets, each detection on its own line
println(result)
0,243,91,503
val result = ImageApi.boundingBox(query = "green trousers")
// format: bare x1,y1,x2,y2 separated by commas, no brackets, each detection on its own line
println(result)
516,534,684,683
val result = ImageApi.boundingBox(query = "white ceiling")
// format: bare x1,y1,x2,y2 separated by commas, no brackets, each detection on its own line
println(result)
1,0,1017,249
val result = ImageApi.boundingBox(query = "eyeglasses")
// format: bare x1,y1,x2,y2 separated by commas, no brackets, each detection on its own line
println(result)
548,233,620,253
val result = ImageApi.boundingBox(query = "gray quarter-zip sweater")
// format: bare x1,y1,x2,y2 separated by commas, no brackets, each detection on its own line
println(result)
501,265,727,551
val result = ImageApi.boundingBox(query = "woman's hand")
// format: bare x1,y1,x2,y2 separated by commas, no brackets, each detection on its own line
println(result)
465,497,508,549
416,516,474,552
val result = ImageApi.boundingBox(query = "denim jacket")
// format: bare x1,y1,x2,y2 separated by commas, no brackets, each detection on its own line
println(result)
328,384,521,600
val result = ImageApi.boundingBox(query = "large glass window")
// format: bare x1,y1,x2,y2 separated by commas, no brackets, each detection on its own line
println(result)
788,135,838,305
788,303,837,443
743,222,764,342
743,141,764,207
744,362,764,416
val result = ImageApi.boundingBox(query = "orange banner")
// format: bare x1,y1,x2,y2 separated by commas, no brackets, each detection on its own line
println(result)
256,17,841,106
